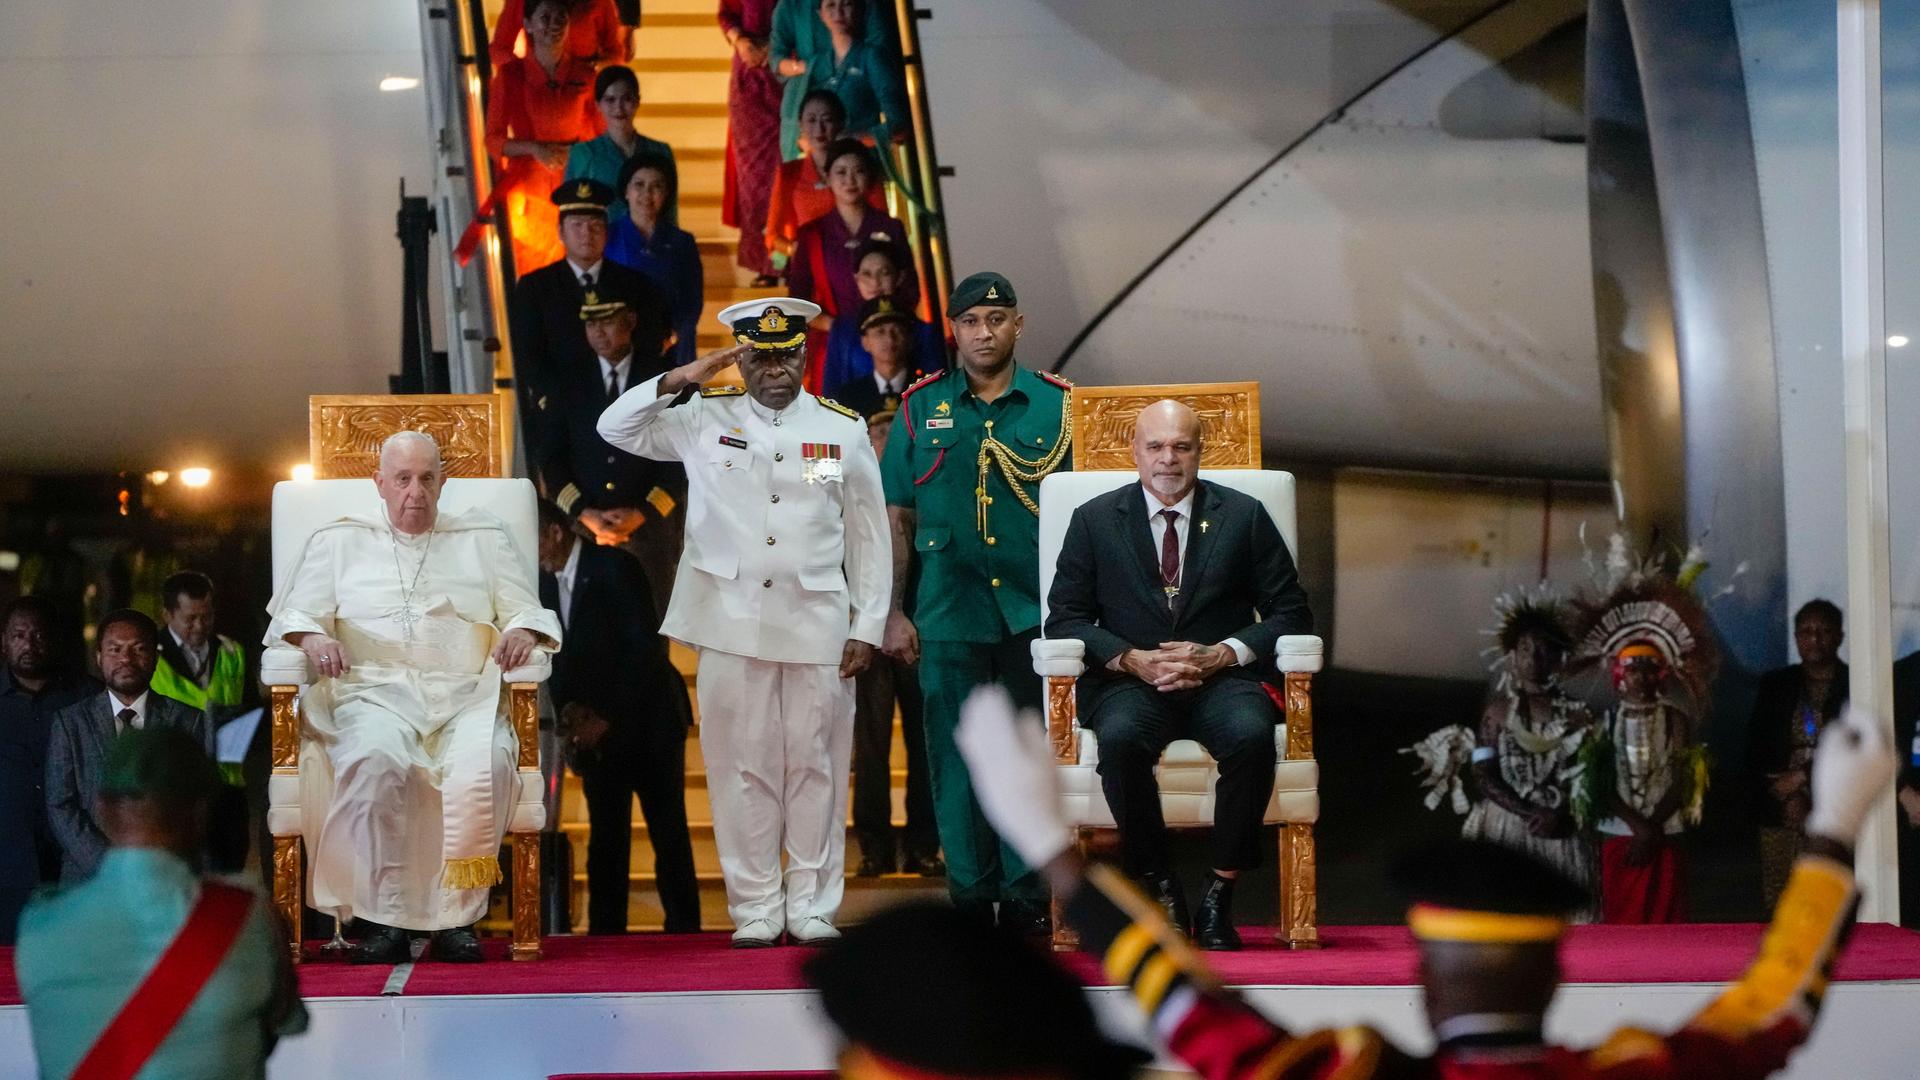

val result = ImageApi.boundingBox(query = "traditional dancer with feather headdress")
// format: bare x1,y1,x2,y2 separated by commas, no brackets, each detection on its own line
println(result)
1403,588,1597,912
1570,535,1718,924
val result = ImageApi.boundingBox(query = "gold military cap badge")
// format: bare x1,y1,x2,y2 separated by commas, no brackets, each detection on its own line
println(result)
758,307,790,333
985,284,1000,300
577,182,592,198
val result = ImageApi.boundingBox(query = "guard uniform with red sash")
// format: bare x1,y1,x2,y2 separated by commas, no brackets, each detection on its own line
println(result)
16,732,305,1080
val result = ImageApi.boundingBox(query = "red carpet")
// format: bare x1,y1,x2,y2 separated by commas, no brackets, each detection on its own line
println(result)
4,924,1916,1005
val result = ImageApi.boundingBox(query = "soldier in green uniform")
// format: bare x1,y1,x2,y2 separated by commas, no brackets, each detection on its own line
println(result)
879,272,1072,934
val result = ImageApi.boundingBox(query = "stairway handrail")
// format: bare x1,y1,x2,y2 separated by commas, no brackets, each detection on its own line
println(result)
890,0,954,332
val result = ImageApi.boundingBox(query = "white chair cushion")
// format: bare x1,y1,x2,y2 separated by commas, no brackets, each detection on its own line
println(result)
1060,726,1319,828
261,645,310,688
501,651,552,685
1278,634,1324,673
270,478,541,595
509,768,546,832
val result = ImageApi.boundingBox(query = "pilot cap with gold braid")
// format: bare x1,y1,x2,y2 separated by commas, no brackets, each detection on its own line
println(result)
551,177,615,220
717,297,821,351
1393,839,1587,946
578,287,629,322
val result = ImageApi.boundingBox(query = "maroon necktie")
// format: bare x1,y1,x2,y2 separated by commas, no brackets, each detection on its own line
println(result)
1158,508,1181,606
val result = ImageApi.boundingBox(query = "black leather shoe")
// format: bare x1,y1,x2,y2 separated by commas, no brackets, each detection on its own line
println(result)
855,833,896,877
997,898,1052,938
349,924,412,965
429,926,485,963
1195,874,1241,951
1142,873,1191,937
900,846,946,877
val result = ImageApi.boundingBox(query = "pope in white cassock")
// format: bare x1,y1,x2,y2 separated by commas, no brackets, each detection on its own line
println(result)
598,298,889,947
265,431,560,964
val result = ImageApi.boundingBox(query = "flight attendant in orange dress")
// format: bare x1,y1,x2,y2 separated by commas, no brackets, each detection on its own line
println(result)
489,0,628,68
487,0,605,275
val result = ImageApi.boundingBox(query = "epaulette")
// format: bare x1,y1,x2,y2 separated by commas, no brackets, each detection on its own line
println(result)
816,396,861,421
1038,370,1074,391
900,370,944,399
700,385,746,397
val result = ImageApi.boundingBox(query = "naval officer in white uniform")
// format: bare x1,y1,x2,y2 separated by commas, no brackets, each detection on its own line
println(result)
598,298,889,946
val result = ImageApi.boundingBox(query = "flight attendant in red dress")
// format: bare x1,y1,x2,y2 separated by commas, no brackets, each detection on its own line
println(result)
486,0,605,275
719,0,783,282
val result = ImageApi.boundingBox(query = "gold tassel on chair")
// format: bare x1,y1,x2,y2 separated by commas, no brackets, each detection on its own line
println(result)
443,855,503,890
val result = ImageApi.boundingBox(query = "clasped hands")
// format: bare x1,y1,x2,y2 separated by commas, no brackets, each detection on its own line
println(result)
1117,641,1235,692
293,627,542,678
578,507,643,546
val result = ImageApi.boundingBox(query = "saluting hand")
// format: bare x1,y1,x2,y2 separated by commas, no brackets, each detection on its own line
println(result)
660,343,750,396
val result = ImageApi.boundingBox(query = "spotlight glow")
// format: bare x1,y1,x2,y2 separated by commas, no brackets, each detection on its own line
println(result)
146,470,171,485
179,468,212,488
1889,335,1910,348
380,76,420,92
291,464,316,483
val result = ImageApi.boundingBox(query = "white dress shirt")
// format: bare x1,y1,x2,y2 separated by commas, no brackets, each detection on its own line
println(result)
107,689,151,732
599,353,633,398
1140,484,1253,667
169,627,210,680
872,369,908,396
553,537,583,629
567,258,605,287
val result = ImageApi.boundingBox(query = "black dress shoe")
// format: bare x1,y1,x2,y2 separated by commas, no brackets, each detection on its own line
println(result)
854,833,897,877
1195,874,1241,951
429,926,485,963
1142,873,1191,937
997,898,1052,938
349,924,412,965
900,846,946,877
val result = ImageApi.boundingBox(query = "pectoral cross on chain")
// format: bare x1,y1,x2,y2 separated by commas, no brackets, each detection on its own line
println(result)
393,603,425,643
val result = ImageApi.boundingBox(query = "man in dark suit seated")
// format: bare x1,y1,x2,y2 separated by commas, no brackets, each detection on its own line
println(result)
535,499,700,933
1044,400,1311,950
44,610,214,881
509,178,669,460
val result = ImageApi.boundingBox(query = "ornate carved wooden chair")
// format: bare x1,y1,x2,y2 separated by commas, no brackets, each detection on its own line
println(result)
1030,382,1325,950
261,395,549,962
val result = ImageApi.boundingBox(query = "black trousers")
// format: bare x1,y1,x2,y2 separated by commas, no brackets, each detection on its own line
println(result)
851,654,936,852
575,716,700,933
1087,675,1277,878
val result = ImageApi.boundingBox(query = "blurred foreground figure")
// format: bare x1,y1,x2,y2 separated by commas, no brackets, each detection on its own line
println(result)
806,901,1147,1080
957,686,1895,1080
18,729,305,1079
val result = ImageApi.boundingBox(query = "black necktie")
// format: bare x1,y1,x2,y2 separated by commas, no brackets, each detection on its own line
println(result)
580,271,594,288
606,370,622,405
117,707,136,732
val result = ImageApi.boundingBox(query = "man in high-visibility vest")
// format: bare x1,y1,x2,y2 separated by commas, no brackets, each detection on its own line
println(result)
150,571,247,711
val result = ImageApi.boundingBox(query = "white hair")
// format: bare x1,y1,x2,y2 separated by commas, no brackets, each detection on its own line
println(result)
378,430,442,472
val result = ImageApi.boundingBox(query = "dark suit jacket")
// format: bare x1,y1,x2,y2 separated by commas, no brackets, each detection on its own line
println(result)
509,257,670,456
829,368,935,422
45,691,213,879
1044,479,1312,714
541,542,689,746
1746,662,1848,826
538,349,687,525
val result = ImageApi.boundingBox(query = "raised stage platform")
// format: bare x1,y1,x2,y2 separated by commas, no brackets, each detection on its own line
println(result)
3,924,1918,1078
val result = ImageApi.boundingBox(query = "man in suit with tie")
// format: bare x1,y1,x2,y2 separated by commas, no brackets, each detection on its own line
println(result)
541,287,685,617
1044,400,1311,950
45,609,214,881
510,177,669,460
535,500,700,934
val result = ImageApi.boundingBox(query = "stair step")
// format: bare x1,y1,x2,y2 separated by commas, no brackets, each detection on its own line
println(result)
639,12,722,29
639,69,732,105
635,56,732,74
640,102,730,120
557,874,950,933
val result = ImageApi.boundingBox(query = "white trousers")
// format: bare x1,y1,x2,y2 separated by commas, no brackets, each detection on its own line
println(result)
696,649,854,928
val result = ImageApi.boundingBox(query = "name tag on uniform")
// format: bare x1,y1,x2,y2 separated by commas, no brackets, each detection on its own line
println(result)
718,435,748,449
925,418,954,429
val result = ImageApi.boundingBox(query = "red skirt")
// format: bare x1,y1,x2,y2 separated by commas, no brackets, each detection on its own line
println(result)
1599,834,1688,923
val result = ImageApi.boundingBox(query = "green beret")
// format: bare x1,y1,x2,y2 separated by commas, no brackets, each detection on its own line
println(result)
103,728,220,805
947,272,1016,316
